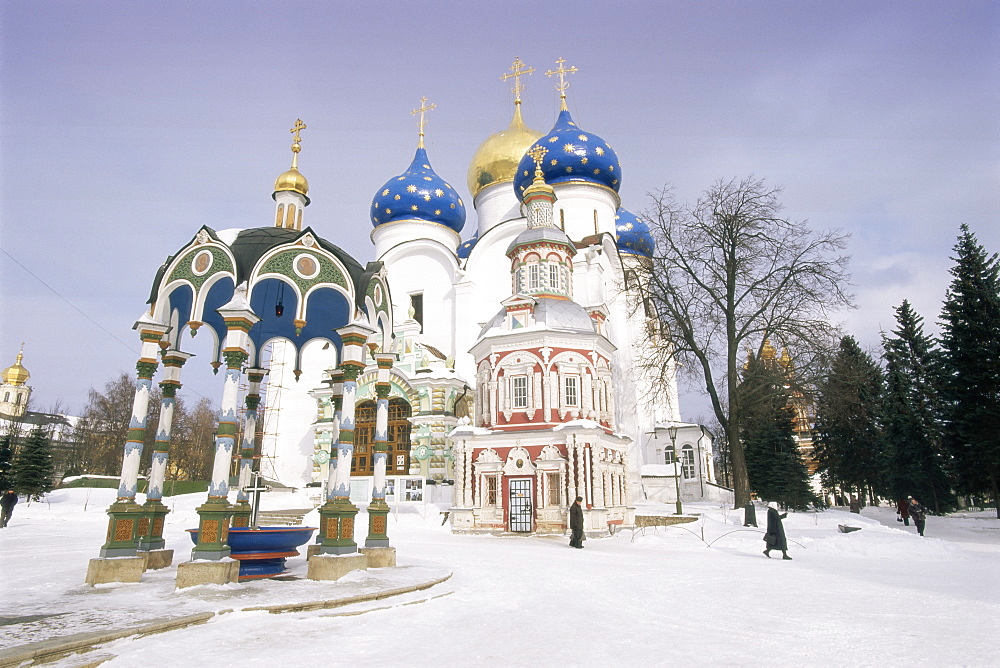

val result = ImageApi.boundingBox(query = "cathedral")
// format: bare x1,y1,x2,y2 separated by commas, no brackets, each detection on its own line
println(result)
120,59,726,552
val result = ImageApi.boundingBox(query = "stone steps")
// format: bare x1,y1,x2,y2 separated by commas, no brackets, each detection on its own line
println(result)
256,509,314,526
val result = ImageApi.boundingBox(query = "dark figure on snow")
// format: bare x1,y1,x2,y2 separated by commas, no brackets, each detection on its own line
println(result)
569,496,584,549
763,501,791,560
908,496,928,536
849,495,861,514
0,489,18,528
896,498,910,526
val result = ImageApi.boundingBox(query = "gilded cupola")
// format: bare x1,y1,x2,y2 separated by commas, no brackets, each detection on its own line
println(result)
468,58,543,201
2,350,30,386
272,119,310,204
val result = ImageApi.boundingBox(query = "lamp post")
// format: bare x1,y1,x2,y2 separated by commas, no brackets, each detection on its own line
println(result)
668,425,683,515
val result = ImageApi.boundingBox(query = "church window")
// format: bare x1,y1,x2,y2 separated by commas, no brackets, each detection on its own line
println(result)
3,392,8,402
548,264,560,292
512,375,528,409
564,376,579,407
285,204,296,228
644,297,656,319
410,293,424,332
664,449,674,465
528,264,541,290
275,204,284,227
681,445,695,480
559,209,565,230
547,472,560,506
14,393,22,405
485,475,498,505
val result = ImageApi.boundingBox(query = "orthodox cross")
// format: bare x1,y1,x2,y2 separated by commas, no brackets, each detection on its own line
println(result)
545,58,578,109
411,96,436,148
290,118,307,144
243,471,272,530
288,118,306,168
501,57,535,104
527,145,548,179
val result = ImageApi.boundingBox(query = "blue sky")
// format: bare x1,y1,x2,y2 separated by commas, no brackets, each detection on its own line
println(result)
1,0,997,419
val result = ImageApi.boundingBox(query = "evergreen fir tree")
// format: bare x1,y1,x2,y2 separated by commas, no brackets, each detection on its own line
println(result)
814,336,887,502
882,300,954,513
939,225,1000,516
0,431,15,490
13,427,55,501
740,352,816,509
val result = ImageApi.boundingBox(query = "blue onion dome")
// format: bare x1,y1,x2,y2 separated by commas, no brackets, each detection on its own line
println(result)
513,109,621,201
371,147,466,233
615,207,655,257
457,231,479,259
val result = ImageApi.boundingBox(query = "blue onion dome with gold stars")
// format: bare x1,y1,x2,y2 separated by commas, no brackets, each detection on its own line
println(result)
615,207,655,257
457,230,479,259
513,109,621,201
370,147,466,233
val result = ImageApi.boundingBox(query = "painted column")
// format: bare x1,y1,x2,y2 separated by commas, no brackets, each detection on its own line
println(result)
231,367,267,528
324,371,344,502
193,291,259,560
366,352,395,547
139,349,193,551
318,322,375,555
99,318,169,558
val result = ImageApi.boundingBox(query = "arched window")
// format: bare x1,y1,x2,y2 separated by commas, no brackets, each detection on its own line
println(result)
681,445,695,480
351,398,412,475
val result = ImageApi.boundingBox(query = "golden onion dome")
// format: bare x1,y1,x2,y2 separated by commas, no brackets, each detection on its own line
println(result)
273,166,309,197
467,104,542,200
2,351,29,386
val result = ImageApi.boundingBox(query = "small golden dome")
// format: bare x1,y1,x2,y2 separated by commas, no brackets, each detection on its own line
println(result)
2,351,29,386
274,167,309,197
467,104,542,200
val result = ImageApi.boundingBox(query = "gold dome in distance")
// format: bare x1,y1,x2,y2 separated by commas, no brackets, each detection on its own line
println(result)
467,104,542,200
2,351,29,386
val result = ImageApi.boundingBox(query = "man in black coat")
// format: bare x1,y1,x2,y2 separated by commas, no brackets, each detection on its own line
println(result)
569,496,584,549
908,496,928,536
0,489,18,528
763,501,791,560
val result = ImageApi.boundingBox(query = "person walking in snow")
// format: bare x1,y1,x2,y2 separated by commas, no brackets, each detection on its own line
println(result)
569,496,584,549
896,498,910,526
763,501,791,560
0,489,18,528
908,496,928,536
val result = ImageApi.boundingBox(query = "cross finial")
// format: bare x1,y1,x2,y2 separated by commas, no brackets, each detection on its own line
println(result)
501,57,535,105
545,57,579,111
288,119,306,169
411,96,437,148
527,144,548,179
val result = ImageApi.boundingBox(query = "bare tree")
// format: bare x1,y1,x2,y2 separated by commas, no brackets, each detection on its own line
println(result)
639,177,852,507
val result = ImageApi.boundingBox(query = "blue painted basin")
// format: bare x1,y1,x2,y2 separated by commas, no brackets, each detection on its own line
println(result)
187,526,317,581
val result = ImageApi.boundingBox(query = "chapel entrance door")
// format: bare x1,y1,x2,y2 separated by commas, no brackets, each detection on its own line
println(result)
508,478,533,533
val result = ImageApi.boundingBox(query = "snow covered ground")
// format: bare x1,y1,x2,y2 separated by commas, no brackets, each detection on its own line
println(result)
2,488,998,667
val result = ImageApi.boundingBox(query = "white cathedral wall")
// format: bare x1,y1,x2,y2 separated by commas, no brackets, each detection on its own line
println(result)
258,338,337,488
551,183,619,240
379,238,459,357
473,183,523,237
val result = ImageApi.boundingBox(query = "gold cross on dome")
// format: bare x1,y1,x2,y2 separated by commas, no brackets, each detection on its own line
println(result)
501,57,535,104
545,57,578,109
290,119,307,142
411,96,437,148
527,144,548,167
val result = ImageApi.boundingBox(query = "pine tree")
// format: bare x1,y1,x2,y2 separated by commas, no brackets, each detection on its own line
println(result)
939,224,1000,516
814,336,887,502
0,431,15,490
882,300,954,513
13,427,55,501
740,352,816,509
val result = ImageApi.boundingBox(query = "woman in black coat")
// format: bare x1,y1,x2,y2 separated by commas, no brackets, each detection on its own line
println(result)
569,496,584,549
763,501,791,560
